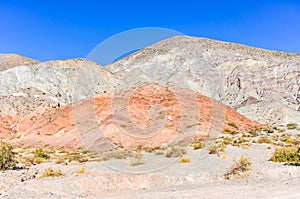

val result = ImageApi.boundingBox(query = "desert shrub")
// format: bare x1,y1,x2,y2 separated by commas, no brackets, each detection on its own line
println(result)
75,167,86,174
164,145,187,158
186,123,201,128
287,123,298,130
33,156,46,164
221,137,233,145
178,157,191,163
223,128,231,133
19,156,34,167
40,167,64,178
269,147,300,163
223,128,239,135
0,142,15,170
231,139,240,147
144,146,160,153
240,144,249,149
224,156,251,179
56,152,88,164
227,122,238,129
278,128,285,132
257,136,272,144
153,148,165,156
263,126,274,134
33,148,50,159
247,129,259,137
98,152,112,161
231,138,250,147
280,136,295,145
192,142,204,150
273,126,285,133
111,150,130,160
230,131,239,135
209,142,226,155
130,151,145,166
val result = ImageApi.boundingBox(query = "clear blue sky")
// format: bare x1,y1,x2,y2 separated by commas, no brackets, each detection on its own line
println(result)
0,0,300,61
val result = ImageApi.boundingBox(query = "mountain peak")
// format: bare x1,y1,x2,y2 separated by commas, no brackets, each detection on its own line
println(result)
0,53,40,71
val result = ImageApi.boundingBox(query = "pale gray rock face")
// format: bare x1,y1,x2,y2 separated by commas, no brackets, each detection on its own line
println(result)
107,36,300,125
0,58,114,105
0,87,57,118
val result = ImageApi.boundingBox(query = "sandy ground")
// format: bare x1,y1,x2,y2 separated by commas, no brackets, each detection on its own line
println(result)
1,143,300,199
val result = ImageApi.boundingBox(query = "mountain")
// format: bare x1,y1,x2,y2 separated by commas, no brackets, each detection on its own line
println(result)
2,86,263,150
2,37,299,126
0,54,39,71
107,36,300,125
0,58,114,113
0,35,299,148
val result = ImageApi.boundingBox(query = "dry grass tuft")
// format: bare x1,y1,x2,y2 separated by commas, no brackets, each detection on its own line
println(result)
40,167,64,178
209,142,226,155
178,157,191,163
75,167,86,175
130,151,145,166
225,156,252,179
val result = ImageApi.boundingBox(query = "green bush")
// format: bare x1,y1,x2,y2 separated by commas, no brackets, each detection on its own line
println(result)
33,148,50,159
269,147,300,163
287,123,298,130
280,136,295,145
0,142,15,170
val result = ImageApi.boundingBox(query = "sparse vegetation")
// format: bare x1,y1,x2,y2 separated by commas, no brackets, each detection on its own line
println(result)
144,146,161,153
269,147,300,163
0,142,15,170
209,142,226,155
164,145,187,158
192,141,204,150
40,167,64,178
55,152,88,164
287,123,298,130
227,122,238,129
33,148,50,159
130,151,145,166
225,156,252,179
247,128,259,137
229,131,239,135
280,136,295,145
111,150,131,160
223,128,239,135
223,128,231,133
186,123,201,128
263,126,275,134
257,136,273,144
178,157,191,163
75,167,86,174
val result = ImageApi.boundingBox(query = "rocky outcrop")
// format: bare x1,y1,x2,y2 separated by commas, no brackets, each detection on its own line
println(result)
107,36,300,125
0,58,114,106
